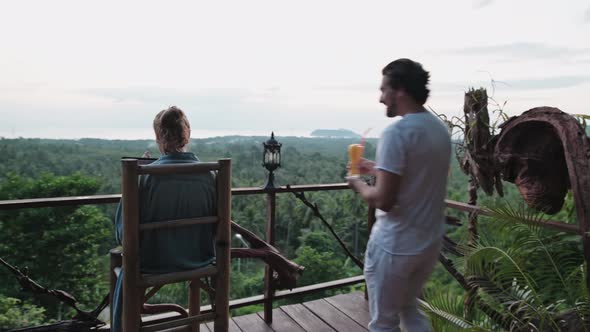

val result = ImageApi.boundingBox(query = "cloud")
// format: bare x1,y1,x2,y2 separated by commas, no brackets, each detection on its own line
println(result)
72,86,354,133
314,83,376,92
473,0,494,9
449,42,590,61
79,87,258,106
434,75,590,92
506,76,590,90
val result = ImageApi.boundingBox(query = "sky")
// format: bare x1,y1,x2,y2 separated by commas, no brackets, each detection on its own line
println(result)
0,0,589,139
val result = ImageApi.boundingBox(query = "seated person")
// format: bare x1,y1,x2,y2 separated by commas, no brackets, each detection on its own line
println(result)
112,106,216,331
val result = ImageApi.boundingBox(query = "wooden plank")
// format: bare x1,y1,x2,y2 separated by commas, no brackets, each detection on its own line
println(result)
225,294,265,309
140,216,218,231
263,192,277,322
142,313,216,332
444,199,484,214
122,159,142,332
445,199,580,234
280,303,335,332
303,299,367,332
109,249,122,324
0,184,348,210
231,183,350,196
0,184,349,210
257,309,305,332
136,275,363,320
140,266,217,287
158,322,211,332
0,194,121,210
120,282,367,329
233,313,274,332
0,188,584,236
275,275,364,300
324,292,370,329
214,158,232,332
138,161,220,175
206,318,242,332
189,281,201,332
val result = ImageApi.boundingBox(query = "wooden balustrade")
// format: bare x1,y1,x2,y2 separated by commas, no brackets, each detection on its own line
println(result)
0,182,583,326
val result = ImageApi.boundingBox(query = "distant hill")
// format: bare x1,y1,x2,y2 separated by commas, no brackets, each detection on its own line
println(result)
310,129,361,138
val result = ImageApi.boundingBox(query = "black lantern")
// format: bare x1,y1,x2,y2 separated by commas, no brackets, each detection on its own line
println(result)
262,132,282,189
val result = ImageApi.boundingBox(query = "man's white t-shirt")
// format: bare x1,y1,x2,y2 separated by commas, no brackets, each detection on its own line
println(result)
371,111,452,255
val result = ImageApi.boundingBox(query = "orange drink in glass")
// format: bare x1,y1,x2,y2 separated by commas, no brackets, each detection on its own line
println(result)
348,144,364,177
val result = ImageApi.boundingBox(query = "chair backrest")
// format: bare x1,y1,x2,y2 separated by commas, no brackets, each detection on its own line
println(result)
120,158,231,332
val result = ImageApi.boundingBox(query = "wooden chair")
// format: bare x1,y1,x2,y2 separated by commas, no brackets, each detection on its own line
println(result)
113,158,231,332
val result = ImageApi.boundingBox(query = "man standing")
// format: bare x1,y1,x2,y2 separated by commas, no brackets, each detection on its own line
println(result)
347,58,451,331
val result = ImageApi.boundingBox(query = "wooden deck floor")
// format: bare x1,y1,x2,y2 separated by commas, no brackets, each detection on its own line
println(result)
201,291,370,332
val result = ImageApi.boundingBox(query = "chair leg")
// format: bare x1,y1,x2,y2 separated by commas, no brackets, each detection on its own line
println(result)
122,279,142,331
213,275,229,332
109,249,122,326
189,280,201,332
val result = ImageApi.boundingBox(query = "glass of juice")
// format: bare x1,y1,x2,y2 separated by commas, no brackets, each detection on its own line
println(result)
348,143,364,177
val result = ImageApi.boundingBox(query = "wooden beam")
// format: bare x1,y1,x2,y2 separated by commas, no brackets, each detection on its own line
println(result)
141,312,216,332
139,216,218,231
213,159,231,332
0,194,121,210
138,162,220,175
140,266,218,288
121,159,142,331
445,199,581,234
0,187,580,235
137,275,366,327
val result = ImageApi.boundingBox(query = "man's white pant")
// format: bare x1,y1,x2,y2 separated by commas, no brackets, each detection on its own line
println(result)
364,239,441,332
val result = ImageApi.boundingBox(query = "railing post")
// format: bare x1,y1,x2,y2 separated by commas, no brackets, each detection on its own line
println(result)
109,248,122,325
263,191,276,323
121,159,142,332
189,281,200,332
214,158,232,332
365,206,376,301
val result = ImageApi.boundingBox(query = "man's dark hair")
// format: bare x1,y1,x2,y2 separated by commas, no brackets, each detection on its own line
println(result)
382,58,430,105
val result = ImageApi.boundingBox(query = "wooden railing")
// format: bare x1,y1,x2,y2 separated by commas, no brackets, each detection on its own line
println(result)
0,183,365,326
0,183,582,327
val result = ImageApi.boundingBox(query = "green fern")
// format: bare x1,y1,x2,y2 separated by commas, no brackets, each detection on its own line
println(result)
471,202,589,330
421,291,492,331
465,245,557,329
426,200,590,330
485,203,585,305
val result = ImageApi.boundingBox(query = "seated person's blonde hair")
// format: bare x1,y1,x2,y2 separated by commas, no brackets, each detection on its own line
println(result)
153,106,191,153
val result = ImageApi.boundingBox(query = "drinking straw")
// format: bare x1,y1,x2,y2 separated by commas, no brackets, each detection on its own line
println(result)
360,128,372,148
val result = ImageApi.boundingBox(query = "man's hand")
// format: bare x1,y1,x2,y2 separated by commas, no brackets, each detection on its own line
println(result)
359,158,376,176
346,176,364,193
346,169,401,212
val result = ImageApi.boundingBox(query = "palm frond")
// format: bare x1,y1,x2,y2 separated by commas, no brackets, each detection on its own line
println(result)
484,202,584,305
467,274,543,328
462,201,590,330
464,245,564,330
421,292,492,332
484,201,547,231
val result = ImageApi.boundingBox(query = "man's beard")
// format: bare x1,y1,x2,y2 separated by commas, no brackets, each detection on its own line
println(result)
386,102,398,118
